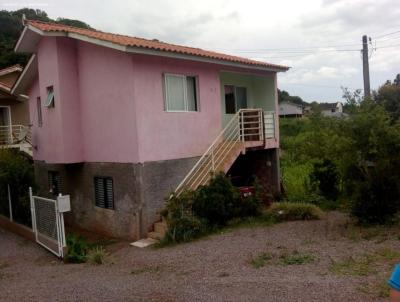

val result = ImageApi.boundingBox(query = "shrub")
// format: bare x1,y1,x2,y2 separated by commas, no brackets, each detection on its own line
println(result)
193,173,241,227
310,159,340,201
0,150,35,226
162,191,205,243
65,234,90,263
162,173,263,243
267,202,322,221
351,173,400,224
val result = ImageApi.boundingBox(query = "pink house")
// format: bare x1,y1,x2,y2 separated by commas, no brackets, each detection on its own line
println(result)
13,19,289,239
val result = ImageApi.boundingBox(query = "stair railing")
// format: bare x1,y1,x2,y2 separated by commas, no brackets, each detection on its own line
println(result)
175,108,264,195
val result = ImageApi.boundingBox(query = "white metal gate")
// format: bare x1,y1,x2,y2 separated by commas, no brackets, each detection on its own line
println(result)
29,188,70,258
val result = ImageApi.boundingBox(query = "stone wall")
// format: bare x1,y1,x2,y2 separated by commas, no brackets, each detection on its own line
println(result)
34,156,199,240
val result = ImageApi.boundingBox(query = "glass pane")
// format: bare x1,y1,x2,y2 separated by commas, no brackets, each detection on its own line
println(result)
45,87,55,107
165,75,185,111
224,85,236,114
186,77,197,111
235,87,247,110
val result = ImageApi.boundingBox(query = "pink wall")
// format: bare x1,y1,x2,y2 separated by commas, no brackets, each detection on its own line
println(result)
77,42,138,163
132,55,222,162
28,37,278,164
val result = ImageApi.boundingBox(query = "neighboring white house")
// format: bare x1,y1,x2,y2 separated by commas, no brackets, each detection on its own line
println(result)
279,101,303,118
320,102,343,117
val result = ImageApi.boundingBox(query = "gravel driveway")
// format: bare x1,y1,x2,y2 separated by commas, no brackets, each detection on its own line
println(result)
1,211,399,302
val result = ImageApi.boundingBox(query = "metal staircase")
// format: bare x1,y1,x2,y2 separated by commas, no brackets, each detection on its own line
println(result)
175,108,275,195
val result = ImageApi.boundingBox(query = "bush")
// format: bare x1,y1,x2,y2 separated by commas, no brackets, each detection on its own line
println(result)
351,173,400,224
193,173,241,227
0,150,35,227
65,234,90,263
162,173,263,243
267,202,323,221
310,159,340,201
162,191,205,243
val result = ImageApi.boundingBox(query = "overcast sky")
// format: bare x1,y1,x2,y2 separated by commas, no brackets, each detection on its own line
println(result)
3,0,400,102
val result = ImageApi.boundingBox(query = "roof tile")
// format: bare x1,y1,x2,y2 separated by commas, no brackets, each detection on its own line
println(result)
26,20,289,71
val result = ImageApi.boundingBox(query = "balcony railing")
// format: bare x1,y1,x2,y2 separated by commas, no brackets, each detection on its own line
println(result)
0,125,32,146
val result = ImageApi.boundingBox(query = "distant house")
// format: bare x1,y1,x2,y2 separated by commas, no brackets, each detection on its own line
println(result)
320,102,343,117
0,65,31,155
279,101,303,118
13,19,289,240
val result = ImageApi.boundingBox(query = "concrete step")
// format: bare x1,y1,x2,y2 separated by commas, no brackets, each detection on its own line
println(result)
148,231,164,240
154,221,167,234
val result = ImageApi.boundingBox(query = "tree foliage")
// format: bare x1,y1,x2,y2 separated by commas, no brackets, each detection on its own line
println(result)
0,9,92,68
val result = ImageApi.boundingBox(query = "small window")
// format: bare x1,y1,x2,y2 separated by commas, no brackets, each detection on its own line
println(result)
94,177,114,209
164,74,198,112
37,97,43,127
44,86,55,107
224,85,247,114
48,171,61,196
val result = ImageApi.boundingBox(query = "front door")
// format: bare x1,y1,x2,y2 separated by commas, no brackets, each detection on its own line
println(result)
222,85,248,128
0,107,11,144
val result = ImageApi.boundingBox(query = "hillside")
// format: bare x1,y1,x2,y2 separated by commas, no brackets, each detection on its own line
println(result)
0,8,92,69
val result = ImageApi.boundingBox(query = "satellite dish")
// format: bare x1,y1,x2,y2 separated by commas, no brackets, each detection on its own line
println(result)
15,126,29,143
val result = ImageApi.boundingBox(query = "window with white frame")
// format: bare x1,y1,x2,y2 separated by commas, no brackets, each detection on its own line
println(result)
44,86,55,107
164,74,198,112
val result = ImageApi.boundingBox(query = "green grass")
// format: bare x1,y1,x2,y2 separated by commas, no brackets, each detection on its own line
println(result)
249,253,273,268
268,202,323,221
330,257,376,276
279,251,314,265
87,246,106,265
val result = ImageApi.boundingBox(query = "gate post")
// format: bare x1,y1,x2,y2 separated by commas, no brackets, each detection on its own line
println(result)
29,187,37,234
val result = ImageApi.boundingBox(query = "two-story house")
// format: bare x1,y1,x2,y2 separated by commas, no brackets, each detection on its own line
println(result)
12,18,289,240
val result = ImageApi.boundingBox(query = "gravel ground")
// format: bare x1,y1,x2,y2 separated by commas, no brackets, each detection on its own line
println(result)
1,211,399,302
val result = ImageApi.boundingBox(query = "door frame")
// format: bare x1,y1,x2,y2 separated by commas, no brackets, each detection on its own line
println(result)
0,105,12,127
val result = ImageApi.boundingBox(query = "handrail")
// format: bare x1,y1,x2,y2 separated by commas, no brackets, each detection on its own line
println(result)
0,125,32,146
175,108,266,195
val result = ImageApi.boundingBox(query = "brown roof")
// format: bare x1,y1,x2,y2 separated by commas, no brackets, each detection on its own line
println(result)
0,64,23,75
25,19,289,71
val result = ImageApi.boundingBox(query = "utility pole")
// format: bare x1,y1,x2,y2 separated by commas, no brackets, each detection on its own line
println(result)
362,35,371,98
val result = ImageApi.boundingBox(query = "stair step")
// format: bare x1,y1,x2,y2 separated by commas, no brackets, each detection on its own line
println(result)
154,221,168,234
148,231,164,240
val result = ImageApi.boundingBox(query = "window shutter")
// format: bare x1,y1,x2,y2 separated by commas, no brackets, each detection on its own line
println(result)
105,178,114,209
94,177,106,208
94,177,114,209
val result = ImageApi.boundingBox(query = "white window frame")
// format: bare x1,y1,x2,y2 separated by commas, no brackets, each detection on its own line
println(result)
44,86,55,108
164,73,199,112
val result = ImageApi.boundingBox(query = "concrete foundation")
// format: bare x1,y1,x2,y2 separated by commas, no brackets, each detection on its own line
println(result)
34,156,199,240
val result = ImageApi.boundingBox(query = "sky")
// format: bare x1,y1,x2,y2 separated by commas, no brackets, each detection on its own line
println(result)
2,0,400,102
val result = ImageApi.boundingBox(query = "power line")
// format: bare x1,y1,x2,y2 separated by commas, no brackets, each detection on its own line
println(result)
372,30,400,40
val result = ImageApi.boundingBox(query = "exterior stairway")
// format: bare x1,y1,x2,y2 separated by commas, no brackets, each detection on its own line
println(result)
0,125,33,157
145,108,275,242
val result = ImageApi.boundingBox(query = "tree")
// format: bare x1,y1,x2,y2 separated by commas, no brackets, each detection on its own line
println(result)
372,75,400,121
341,87,362,114
0,9,93,68
278,89,307,106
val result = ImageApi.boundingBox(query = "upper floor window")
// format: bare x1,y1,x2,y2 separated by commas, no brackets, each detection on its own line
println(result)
224,85,247,114
164,74,198,112
37,97,43,127
45,86,55,108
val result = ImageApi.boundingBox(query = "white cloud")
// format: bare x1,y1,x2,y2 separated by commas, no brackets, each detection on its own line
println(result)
4,0,400,102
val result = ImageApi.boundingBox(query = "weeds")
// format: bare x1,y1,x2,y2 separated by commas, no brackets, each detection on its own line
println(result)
330,257,376,276
279,251,314,265
249,253,273,268
130,266,161,275
87,246,106,265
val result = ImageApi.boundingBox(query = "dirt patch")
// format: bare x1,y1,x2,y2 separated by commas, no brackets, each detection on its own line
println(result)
0,211,399,301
